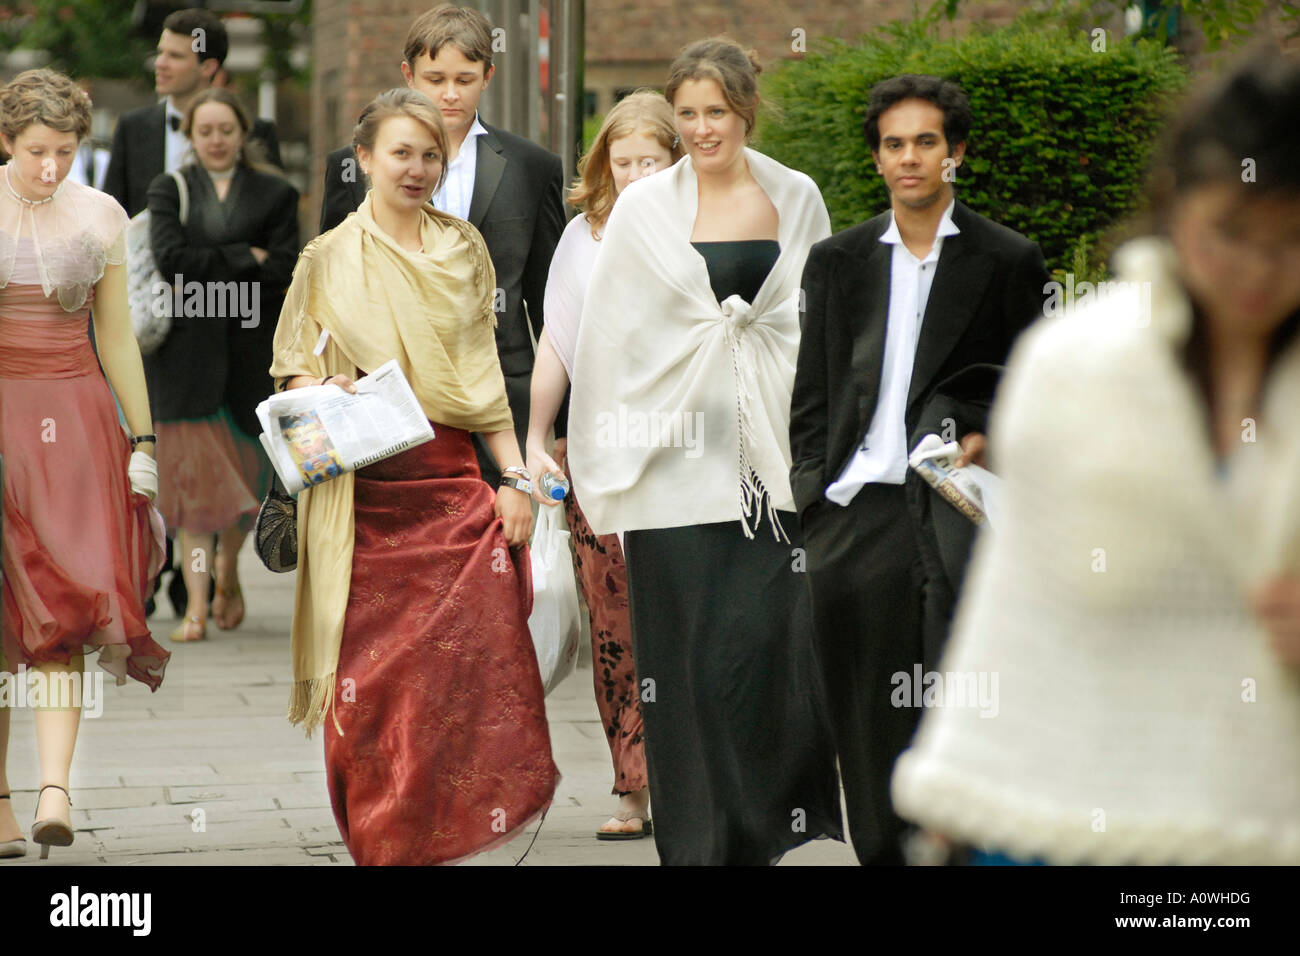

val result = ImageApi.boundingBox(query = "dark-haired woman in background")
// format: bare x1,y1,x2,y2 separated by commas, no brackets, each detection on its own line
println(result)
893,50,1300,865
145,87,299,643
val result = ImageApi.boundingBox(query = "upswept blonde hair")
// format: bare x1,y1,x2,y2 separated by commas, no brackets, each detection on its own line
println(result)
0,68,92,143
352,88,452,197
569,90,684,235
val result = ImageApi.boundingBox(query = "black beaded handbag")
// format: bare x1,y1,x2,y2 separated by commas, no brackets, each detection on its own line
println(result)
254,472,297,573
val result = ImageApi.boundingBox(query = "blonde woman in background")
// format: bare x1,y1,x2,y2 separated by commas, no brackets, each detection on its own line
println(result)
527,91,682,840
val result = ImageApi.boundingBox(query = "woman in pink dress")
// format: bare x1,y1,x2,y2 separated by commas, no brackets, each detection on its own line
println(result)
0,70,168,860
526,91,681,839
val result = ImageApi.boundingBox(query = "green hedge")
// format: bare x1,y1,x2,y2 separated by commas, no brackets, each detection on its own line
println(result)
756,20,1188,277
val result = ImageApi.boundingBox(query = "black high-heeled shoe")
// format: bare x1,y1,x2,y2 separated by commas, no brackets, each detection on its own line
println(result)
0,795,26,859
31,784,73,859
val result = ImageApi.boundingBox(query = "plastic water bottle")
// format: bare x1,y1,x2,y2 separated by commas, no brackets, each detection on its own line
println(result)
539,471,570,501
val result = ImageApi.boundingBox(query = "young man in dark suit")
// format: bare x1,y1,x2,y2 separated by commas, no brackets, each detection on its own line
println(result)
789,75,1049,866
319,4,565,486
104,7,281,216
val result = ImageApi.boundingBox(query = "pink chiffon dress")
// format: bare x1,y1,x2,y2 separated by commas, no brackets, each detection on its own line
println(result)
0,173,168,688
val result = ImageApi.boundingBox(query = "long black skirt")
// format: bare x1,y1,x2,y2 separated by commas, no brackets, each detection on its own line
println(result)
623,513,845,865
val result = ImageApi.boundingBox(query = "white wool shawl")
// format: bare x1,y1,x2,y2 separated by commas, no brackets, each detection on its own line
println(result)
891,238,1300,865
567,148,830,537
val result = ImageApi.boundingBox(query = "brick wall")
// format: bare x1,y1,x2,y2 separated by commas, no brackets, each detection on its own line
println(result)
581,0,1026,110
311,0,430,228
309,0,1300,226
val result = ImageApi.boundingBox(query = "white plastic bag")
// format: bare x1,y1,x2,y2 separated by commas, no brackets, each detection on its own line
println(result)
527,502,582,695
125,170,188,355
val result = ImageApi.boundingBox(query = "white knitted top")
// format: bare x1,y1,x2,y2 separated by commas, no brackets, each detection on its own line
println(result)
891,238,1300,865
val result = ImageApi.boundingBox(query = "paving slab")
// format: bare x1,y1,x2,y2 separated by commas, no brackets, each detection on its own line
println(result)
2,539,856,867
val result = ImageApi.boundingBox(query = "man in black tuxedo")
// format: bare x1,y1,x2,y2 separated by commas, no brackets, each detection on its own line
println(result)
789,75,1049,866
104,7,280,216
319,5,564,486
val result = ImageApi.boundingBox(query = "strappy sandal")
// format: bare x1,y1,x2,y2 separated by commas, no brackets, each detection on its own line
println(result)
0,794,27,859
31,784,73,859
212,583,244,631
169,614,206,643
596,807,653,841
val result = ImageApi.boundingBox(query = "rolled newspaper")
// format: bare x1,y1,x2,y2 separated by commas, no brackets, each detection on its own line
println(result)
907,433,988,525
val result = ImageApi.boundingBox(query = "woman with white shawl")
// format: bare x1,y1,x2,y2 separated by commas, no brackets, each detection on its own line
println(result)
567,39,844,865
891,52,1300,865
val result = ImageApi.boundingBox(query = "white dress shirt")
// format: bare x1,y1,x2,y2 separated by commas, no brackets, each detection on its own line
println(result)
825,199,960,505
432,113,488,220
164,97,188,173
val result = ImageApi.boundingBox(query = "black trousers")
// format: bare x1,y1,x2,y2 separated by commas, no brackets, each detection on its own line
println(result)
802,483,925,866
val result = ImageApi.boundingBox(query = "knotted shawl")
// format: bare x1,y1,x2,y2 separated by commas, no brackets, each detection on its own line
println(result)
566,148,831,539
269,195,512,735
891,238,1300,864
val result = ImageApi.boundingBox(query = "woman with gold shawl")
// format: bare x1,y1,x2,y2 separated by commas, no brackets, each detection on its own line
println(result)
269,89,558,866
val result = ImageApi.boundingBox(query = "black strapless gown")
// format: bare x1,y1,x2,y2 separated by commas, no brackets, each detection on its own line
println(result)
622,240,845,865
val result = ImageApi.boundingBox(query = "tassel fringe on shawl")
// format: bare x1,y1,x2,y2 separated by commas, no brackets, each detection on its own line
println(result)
567,149,831,540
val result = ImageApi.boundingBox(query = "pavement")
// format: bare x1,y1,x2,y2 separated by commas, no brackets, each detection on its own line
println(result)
3,541,856,866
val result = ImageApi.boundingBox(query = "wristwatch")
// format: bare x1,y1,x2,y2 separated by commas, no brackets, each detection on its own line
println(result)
499,474,532,495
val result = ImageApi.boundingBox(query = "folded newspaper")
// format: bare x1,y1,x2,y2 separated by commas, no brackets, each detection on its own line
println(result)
256,359,434,494
907,433,1003,529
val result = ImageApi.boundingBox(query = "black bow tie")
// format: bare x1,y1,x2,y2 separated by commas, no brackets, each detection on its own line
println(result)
168,114,181,132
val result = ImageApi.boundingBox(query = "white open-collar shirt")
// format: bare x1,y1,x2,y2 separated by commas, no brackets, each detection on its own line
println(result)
826,199,960,504
164,96,189,173
431,113,488,221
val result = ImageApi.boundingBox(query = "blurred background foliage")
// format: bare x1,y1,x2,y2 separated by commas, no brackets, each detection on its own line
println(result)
0,1,311,87
933,0,1299,50
758,9,1189,279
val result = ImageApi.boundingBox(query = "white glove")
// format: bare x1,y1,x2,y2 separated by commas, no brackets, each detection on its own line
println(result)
128,450,159,501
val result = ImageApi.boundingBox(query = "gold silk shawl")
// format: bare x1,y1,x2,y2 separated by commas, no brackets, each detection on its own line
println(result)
270,195,513,735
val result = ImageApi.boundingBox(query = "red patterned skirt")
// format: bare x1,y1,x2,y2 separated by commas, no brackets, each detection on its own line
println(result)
324,425,560,865
562,458,647,794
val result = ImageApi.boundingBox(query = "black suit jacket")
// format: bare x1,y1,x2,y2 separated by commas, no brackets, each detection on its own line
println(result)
143,164,300,434
318,122,565,445
104,102,282,217
789,200,1049,517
